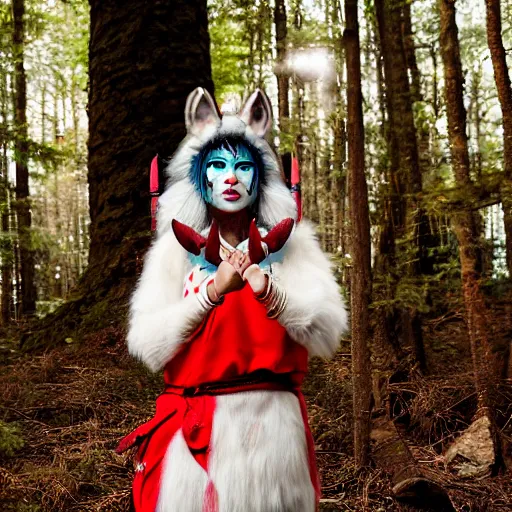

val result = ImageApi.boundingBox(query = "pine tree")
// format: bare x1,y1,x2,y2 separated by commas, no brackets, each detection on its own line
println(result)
12,0,36,316
438,0,497,455
344,0,372,469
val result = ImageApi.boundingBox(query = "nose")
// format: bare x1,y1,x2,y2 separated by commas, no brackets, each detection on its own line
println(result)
224,174,238,185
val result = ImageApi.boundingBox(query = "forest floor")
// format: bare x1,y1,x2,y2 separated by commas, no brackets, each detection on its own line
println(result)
1,313,512,511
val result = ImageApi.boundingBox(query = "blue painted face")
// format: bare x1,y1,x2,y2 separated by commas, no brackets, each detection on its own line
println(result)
203,145,258,212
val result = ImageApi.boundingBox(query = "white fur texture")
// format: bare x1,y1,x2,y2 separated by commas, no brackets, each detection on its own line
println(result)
127,229,203,372
274,221,348,358
157,430,208,512
157,391,315,512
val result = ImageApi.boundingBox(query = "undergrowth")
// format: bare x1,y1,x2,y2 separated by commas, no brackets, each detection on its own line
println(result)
1,318,511,511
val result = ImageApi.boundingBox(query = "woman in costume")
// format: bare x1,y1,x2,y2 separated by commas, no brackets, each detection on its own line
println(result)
118,88,347,512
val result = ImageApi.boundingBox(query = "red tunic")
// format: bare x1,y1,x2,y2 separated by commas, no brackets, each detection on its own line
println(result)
117,284,318,512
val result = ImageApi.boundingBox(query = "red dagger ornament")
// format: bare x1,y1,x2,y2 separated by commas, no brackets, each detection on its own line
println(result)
290,155,302,222
171,218,295,266
150,155,160,231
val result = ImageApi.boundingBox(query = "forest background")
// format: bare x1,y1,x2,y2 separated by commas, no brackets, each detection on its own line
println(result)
1,0,512,510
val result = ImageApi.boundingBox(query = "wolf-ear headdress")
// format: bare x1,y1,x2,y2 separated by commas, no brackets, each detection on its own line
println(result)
156,88,297,236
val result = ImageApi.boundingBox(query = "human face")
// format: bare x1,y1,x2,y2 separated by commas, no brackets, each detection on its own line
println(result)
205,146,258,212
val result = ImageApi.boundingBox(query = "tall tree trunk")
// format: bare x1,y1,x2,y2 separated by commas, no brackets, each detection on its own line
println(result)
344,0,372,469
1,148,13,325
0,67,12,324
274,0,289,127
12,0,36,316
439,0,496,450
374,0,426,370
332,115,347,259
402,2,431,198
402,2,420,104
274,0,293,190
24,0,213,348
371,0,402,372
485,0,512,277
1,150,13,325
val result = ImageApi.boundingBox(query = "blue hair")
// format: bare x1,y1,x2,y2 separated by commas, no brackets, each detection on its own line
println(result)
190,137,263,202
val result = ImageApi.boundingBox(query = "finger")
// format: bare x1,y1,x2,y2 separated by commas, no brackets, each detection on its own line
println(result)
239,258,253,274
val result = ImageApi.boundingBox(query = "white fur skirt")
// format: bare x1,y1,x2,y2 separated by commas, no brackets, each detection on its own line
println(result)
156,390,316,512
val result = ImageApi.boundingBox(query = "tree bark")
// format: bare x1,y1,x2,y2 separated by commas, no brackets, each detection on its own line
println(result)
274,0,289,126
12,0,36,316
274,0,292,187
438,0,496,423
374,0,426,370
24,0,213,348
1,147,13,325
485,0,512,277
332,115,347,259
0,66,13,324
344,0,372,469
371,0,402,371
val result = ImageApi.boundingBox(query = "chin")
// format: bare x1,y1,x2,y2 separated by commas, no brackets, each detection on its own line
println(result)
218,204,248,213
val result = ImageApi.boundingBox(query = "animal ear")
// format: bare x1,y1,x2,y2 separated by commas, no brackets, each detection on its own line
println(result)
239,89,273,137
185,87,221,137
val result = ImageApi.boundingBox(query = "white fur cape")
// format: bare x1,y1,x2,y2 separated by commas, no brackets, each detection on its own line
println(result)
127,220,347,371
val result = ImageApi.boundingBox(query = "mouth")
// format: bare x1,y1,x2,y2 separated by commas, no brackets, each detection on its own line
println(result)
222,189,241,201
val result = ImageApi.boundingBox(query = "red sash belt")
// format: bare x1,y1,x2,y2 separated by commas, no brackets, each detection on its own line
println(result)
117,371,319,512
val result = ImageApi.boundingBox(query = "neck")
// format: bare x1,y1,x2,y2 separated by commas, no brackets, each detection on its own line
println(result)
209,207,252,247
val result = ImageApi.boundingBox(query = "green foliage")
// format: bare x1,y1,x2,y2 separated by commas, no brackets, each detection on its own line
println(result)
0,421,24,458
37,299,65,317
209,11,251,98
209,0,274,100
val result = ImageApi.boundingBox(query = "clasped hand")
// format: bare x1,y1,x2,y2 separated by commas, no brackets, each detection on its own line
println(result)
207,250,266,301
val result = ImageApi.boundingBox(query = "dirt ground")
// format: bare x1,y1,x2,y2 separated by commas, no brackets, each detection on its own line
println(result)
1,319,511,511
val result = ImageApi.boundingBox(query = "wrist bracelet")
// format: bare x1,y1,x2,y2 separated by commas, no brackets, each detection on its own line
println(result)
209,279,223,303
255,275,287,319
255,273,272,301
196,278,224,311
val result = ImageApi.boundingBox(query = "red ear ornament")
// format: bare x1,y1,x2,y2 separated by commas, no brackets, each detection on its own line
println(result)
248,219,266,264
204,220,223,266
263,218,295,254
249,218,295,264
171,219,207,256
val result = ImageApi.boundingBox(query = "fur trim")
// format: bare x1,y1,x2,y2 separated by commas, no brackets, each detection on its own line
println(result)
157,430,208,512
127,230,206,372
209,391,315,512
273,221,348,358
